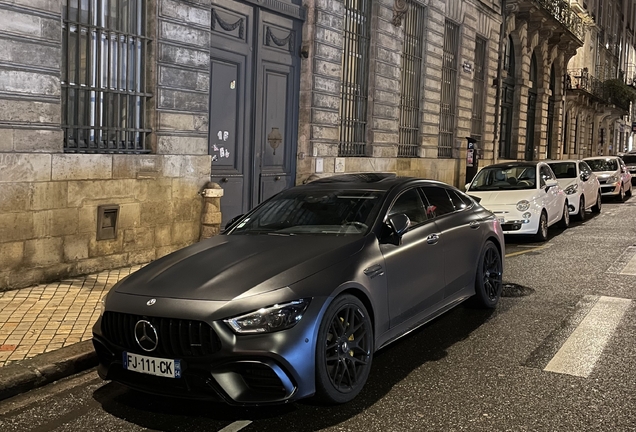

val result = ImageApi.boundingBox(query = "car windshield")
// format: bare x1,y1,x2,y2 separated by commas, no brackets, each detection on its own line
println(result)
622,155,636,164
548,162,577,179
228,189,383,235
468,166,536,191
586,159,618,171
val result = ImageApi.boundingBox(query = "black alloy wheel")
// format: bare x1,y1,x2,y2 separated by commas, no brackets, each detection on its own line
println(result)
472,241,503,308
315,294,373,404
592,192,602,213
558,202,570,228
576,196,586,221
534,211,548,242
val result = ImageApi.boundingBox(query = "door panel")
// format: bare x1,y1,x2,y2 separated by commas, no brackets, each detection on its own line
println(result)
210,1,299,223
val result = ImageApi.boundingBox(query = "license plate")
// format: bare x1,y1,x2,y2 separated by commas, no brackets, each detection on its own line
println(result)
123,352,181,378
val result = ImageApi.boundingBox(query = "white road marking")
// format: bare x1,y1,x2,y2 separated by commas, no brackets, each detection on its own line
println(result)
619,249,636,275
544,296,631,377
218,420,252,432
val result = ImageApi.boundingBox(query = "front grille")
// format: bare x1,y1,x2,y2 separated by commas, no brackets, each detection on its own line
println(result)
102,312,221,358
501,223,522,231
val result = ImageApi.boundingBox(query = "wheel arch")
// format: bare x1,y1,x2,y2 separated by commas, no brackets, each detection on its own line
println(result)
330,286,376,337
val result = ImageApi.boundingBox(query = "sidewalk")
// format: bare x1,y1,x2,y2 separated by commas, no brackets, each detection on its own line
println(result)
0,265,145,400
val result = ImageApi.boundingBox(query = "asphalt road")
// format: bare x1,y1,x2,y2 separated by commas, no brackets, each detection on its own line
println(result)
1,195,635,432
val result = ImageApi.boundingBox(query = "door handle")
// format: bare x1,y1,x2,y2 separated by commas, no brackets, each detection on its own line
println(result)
469,221,480,229
426,234,440,245
274,176,281,181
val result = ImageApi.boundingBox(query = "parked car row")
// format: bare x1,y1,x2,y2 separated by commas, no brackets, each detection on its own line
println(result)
465,155,633,241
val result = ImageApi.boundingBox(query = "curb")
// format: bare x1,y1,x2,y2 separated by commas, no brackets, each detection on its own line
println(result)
0,340,97,402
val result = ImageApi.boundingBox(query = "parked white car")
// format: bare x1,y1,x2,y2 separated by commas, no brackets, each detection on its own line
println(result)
583,156,633,202
546,159,602,221
466,161,569,241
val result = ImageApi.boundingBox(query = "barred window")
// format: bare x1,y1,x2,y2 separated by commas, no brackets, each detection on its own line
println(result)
439,20,459,158
339,0,371,157
470,36,487,149
62,0,151,153
398,3,425,158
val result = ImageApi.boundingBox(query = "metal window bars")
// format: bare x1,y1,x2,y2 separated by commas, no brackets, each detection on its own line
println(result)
438,20,459,159
397,3,425,158
338,0,371,157
62,0,151,153
470,36,486,148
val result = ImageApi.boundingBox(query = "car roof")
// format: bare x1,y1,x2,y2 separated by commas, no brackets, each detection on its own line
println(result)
303,173,450,191
481,161,540,169
545,159,580,164
583,155,620,160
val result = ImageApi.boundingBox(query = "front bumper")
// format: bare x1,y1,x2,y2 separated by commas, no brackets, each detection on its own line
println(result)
92,296,327,406
599,181,621,196
488,207,540,235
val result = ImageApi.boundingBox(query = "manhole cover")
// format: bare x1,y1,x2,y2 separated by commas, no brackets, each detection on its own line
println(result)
501,282,535,297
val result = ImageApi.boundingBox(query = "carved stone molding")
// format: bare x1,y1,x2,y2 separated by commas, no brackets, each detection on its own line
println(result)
265,26,295,52
211,9,245,39
392,0,409,27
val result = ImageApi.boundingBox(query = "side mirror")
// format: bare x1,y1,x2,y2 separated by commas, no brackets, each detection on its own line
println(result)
385,214,410,245
545,179,558,191
580,173,590,182
224,214,245,231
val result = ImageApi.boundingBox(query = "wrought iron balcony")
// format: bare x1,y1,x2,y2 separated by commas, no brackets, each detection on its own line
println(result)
567,68,606,99
536,0,585,42
567,68,634,112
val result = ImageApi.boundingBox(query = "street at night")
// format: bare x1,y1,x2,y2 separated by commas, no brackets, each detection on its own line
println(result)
1,196,634,432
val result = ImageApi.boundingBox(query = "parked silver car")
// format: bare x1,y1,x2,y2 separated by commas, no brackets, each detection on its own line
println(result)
583,156,633,201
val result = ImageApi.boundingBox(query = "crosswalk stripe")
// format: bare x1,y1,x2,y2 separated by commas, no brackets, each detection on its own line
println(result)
543,296,631,378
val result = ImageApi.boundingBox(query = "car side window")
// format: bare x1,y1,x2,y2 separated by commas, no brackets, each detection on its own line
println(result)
539,166,553,187
387,188,428,226
420,186,456,218
448,189,472,211
579,162,591,180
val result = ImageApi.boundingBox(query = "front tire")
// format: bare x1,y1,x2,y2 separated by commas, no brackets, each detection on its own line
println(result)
534,211,548,242
315,294,373,404
576,196,586,221
558,202,570,228
627,183,633,198
472,241,503,309
592,192,602,213
618,185,625,202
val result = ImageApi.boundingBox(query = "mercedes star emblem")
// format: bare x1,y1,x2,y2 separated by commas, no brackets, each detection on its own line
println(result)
134,320,159,352
147,298,156,306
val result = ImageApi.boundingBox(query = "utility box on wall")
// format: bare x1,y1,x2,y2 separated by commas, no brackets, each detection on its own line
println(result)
97,205,120,240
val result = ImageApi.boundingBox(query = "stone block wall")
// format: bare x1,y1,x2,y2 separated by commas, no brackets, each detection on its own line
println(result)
0,153,210,290
0,0,214,290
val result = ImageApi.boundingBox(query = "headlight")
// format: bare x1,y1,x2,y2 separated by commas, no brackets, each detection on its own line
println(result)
224,299,311,334
516,200,530,211
564,184,578,195
608,175,619,183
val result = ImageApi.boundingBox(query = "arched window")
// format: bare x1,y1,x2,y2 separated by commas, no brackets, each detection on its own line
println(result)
526,53,538,161
499,35,515,159
546,64,557,159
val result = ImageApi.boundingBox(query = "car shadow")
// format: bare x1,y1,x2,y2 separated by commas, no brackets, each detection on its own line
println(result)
92,303,505,431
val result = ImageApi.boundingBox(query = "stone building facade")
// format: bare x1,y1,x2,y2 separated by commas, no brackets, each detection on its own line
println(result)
0,0,215,290
297,0,503,187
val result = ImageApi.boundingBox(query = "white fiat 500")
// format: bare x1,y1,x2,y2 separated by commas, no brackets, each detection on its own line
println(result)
546,159,602,221
583,156,633,202
466,162,569,241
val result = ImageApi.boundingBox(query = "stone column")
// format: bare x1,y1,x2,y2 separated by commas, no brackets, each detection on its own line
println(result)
200,182,224,240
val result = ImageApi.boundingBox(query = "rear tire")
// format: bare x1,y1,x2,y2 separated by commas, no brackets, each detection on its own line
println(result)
472,241,503,309
576,196,586,221
534,211,548,242
592,192,602,213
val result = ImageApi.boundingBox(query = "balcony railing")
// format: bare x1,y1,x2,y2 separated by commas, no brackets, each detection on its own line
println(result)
537,0,585,42
567,68,634,111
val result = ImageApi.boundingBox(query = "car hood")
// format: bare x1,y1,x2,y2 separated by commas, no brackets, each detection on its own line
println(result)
557,178,576,190
466,190,541,205
593,171,618,180
114,235,365,301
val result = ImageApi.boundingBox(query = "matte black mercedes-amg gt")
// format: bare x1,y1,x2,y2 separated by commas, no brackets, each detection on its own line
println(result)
92,173,505,405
